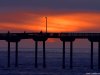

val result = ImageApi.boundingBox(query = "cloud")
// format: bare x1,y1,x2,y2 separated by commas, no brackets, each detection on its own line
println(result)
0,0,100,32
0,11,100,32
0,0,100,12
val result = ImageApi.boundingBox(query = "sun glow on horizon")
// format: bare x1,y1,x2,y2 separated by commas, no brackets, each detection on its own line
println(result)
0,12,100,32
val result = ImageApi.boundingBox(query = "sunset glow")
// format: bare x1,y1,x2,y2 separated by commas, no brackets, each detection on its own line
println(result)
0,12,100,32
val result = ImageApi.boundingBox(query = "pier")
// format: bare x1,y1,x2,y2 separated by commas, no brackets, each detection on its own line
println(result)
0,32,100,69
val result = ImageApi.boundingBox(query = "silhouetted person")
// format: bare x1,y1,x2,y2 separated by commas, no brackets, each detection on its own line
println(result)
40,31,43,34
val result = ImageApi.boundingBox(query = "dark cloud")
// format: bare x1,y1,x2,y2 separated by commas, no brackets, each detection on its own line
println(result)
0,0,100,12
0,12,32,24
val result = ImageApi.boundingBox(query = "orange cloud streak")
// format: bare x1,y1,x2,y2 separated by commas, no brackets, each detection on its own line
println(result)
0,12,100,32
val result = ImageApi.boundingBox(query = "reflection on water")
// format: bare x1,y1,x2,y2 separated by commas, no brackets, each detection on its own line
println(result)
0,48,99,75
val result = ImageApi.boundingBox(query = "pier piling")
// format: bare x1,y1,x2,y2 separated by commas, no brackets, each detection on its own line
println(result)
98,42,100,69
35,41,38,68
43,41,46,68
8,41,10,67
62,41,65,69
15,42,18,67
70,41,73,69
91,42,93,69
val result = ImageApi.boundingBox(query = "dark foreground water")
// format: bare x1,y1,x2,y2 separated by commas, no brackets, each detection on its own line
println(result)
0,48,100,75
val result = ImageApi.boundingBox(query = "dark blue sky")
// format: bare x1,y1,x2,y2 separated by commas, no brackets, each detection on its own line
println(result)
0,0,100,12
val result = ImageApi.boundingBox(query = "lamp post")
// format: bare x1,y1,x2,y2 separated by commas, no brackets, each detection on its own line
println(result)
45,17,47,33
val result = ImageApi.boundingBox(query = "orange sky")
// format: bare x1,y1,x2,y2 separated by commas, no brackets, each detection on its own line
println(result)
0,11,100,33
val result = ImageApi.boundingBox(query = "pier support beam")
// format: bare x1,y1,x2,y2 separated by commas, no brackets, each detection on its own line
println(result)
15,42,18,67
98,42,100,69
8,41,10,67
33,37,48,68
43,41,46,68
62,41,65,69
60,37,75,69
90,42,93,69
70,41,73,69
35,41,38,68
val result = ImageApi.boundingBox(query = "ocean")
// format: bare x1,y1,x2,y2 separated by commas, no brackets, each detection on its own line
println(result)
0,48,99,75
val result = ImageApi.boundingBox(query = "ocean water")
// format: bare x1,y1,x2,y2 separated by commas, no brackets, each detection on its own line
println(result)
0,48,99,75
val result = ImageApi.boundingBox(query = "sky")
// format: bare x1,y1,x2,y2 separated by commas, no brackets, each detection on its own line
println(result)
0,0,100,33
0,0,100,49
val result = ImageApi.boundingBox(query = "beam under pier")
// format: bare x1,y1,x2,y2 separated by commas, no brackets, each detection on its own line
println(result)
35,41,38,68
70,41,73,69
90,42,93,69
15,42,18,67
8,41,10,67
43,41,46,68
62,41,65,69
98,42,100,69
